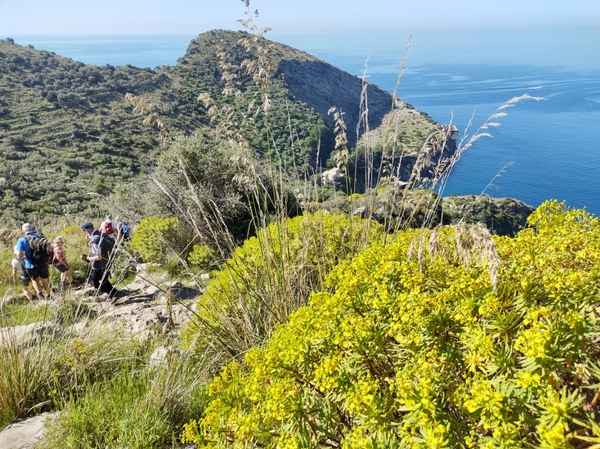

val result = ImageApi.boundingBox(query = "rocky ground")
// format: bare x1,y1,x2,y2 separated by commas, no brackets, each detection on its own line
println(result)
0,264,204,449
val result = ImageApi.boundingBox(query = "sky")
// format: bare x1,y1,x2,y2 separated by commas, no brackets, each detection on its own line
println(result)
0,0,599,36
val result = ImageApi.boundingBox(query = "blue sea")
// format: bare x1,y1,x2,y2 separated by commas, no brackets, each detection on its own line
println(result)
12,28,600,215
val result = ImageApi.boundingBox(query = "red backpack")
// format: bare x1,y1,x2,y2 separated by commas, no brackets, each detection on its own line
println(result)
103,221,115,235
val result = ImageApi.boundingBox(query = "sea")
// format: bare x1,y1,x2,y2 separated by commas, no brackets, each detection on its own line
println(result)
11,28,600,215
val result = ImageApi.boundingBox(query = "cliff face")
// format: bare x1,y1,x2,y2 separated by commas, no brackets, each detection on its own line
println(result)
278,59,394,148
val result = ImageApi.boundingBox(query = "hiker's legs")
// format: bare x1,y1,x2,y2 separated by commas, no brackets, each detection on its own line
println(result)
29,277,44,296
27,267,41,295
29,265,51,296
57,264,73,285
20,279,33,300
91,269,117,297
40,277,50,296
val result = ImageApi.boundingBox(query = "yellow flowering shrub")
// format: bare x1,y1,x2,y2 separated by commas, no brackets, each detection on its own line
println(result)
183,201,600,448
180,211,387,361
130,216,180,263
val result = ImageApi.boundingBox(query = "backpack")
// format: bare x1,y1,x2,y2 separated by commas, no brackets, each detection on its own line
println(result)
90,232,116,270
103,221,115,235
99,233,116,259
120,221,130,239
25,233,52,266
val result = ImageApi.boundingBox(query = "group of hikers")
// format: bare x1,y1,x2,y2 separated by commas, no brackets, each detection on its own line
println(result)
11,215,131,302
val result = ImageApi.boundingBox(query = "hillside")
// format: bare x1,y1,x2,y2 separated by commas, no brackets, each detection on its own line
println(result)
0,30,446,226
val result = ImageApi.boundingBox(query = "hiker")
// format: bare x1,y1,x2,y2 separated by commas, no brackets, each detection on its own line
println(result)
80,221,120,300
52,236,73,292
14,223,51,299
117,219,131,242
100,214,117,239
12,246,33,301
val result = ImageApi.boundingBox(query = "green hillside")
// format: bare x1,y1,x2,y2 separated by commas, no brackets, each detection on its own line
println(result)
0,30,443,226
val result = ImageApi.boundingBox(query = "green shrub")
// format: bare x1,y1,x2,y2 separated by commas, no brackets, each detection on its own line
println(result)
183,201,600,448
187,244,217,271
146,130,302,255
130,216,180,263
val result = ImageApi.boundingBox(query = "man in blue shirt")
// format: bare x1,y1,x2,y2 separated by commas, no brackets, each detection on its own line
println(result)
15,223,51,299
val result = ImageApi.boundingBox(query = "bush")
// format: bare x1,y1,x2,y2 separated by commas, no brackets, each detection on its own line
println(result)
183,201,600,448
187,244,218,271
130,216,181,263
180,211,388,369
147,131,256,249
145,130,303,256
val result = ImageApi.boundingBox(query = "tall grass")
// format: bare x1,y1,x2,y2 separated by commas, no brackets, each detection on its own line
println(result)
39,349,207,449
179,212,388,370
0,320,138,427
0,326,55,426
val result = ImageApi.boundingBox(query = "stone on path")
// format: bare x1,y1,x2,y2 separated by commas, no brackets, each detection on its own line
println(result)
0,413,52,449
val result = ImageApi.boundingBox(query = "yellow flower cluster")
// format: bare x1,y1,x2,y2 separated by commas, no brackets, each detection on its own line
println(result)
183,201,600,447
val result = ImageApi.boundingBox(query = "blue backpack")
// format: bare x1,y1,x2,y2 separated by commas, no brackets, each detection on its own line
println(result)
121,221,130,239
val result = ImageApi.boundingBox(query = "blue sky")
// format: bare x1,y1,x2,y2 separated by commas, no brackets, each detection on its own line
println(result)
1,0,599,35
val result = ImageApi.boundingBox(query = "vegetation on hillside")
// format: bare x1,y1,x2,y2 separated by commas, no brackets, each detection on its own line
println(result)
0,28,451,227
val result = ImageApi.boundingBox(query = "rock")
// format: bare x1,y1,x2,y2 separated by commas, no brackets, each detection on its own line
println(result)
0,321,63,347
149,346,170,367
0,412,53,449
321,167,344,185
352,206,385,224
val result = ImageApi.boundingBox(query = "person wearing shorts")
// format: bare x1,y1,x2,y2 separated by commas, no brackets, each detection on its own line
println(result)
14,223,51,299
52,236,73,292
12,248,33,300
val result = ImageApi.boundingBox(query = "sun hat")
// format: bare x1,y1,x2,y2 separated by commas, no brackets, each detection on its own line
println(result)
81,221,94,231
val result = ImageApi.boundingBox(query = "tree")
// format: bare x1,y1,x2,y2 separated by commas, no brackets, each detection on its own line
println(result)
148,128,299,253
